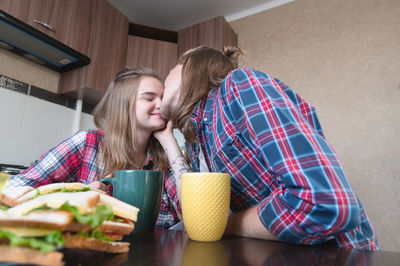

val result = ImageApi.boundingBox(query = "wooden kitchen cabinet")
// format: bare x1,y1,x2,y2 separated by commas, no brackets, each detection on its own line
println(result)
126,36,177,79
0,0,58,38
25,0,60,39
1,0,128,105
0,0,30,28
59,0,129,105
178,16,237,55
0,0,94,56
53,0,95,56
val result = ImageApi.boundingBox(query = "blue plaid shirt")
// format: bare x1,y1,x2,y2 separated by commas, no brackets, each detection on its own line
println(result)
156,68,379,250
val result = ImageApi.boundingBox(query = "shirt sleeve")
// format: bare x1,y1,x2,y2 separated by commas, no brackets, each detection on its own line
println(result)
222,68,360,244
155,168,182,228
6,131,87,189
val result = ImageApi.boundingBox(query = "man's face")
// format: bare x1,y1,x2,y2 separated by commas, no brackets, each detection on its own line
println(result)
160,64,183,119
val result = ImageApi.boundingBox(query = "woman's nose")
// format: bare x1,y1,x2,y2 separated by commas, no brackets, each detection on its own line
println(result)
155,98,161,109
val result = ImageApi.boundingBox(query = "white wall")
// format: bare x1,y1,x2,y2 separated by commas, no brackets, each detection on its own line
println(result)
0,88,96,166
0,87,185,167
80,111,97,132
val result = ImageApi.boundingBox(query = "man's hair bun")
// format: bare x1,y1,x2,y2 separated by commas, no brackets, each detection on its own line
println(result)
223,46,243,65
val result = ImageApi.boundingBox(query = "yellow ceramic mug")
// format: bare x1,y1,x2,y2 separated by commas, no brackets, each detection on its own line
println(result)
181,172,230,242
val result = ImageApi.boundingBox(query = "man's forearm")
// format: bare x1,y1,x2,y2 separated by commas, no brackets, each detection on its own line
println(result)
157,134,189,202
224,205,280,241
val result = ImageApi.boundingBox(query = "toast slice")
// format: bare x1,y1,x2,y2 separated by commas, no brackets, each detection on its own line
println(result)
1,185,34,207
7,191,100,217
0,245,63,266
64,219,134,236
0,210,74,230
98,193,139,222
99,220,134,235
17,182,94,204
63,234,130,253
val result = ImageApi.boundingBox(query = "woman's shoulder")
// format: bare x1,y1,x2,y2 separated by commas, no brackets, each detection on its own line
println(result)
70,129,104,145
84,129,104,137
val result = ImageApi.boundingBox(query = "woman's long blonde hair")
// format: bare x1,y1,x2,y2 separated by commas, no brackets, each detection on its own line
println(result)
93,67,169,177
172,46,243,143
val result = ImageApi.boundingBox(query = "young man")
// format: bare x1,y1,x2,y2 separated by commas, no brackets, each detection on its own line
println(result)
156,46,379,250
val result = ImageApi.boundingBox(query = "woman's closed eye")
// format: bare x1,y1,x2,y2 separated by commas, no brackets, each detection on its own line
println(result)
142,97,154,101
139,91,162,102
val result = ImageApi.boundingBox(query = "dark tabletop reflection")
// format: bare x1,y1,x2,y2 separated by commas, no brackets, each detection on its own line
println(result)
222,236,375,266
120,229,189,266
57,229,400,266
62,248,129,266
181,240,229,266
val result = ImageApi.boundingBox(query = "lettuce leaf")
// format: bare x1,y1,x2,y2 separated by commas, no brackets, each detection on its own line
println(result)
35,187,91,198
30,202,114,228
0,203,9,210
58,202,114,228
60,187,91,193
0,229,64,253
77,228,112,242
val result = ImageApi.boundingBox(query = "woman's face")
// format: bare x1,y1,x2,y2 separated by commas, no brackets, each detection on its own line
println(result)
134,77,166,132
160,64,183,119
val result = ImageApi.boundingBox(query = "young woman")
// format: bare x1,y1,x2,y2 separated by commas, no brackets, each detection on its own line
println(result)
3,67,169,197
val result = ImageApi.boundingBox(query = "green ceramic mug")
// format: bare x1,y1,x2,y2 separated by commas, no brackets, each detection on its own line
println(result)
99,170,164,232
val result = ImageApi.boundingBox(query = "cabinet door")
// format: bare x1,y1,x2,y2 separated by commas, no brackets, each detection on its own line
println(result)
178,16,237,55
1,0,92,56
25,0,61,38
1,0,61,39
0,0,29,21
55,0,94,56
87,0,128,93
59,0,129,102
126,36,177,79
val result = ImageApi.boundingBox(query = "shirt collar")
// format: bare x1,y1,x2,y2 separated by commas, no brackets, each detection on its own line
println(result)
190,88,218,121
142,152,153,169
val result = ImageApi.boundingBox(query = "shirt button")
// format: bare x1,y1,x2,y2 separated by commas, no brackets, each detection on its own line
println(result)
203,118,208,122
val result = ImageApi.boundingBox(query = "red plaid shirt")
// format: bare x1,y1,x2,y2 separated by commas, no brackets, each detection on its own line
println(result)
6,130,105,189
6,130,155,196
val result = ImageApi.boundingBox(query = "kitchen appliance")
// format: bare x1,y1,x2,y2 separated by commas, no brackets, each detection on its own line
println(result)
0,10,90,72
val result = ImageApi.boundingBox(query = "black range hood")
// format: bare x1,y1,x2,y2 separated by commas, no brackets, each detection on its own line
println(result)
0,10,90,73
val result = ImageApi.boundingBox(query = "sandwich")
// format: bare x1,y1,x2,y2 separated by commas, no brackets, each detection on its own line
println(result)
0,183,139,265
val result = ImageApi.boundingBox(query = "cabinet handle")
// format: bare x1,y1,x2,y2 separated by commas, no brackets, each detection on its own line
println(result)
33,20,56,33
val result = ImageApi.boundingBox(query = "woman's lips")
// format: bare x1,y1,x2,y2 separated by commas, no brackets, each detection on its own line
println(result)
151,113,165,119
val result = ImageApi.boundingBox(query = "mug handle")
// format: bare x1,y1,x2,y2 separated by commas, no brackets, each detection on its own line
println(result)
99,177,115,187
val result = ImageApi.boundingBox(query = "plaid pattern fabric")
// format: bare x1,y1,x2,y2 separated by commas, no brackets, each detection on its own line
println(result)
158,68,379,250
6,129,181,228
156,168,182,228
6,130,104,189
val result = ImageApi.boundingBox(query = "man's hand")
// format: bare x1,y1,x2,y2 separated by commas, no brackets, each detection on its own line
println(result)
153,120,188,204
153,120,175,146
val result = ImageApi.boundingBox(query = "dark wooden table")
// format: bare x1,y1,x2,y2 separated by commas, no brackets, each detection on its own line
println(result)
61,229,399,265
